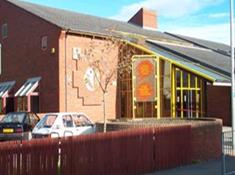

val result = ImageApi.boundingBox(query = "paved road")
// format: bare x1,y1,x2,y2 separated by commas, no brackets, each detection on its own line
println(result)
145,156,235,175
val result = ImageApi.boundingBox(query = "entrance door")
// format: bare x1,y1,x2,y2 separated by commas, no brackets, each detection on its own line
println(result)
31,96,39,113
6,97,14,113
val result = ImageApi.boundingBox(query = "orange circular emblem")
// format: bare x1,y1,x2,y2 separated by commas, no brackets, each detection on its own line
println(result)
137,60,154,78
136,83,154,100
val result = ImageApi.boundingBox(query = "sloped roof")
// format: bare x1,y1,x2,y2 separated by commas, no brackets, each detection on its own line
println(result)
146,40,231,83
6,0,181,42
4,0,232,83
165,32,231,56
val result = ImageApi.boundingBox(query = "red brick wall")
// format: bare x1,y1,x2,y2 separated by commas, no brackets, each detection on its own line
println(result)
207,85,231,126
58,34,120,122
97,118,222,161
191,119,222,161
58,34,148,122
0,1,61,112
128,8,157,29
128,8,144,27
142,8,158,29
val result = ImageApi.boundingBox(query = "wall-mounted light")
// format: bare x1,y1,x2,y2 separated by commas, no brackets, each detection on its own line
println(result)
51,48,56,54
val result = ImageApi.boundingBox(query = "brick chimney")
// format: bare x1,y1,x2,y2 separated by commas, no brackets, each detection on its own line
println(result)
128,8,157,30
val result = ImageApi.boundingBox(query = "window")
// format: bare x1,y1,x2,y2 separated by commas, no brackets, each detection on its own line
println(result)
41,36,47,50
72,114,91,127
160,59,171,117
173,66,205,118
37,114,57,128
17,97,27,112
24,115,30,125
119,71,133,118
1,23,8,39
1,113,26,123
62,115,73,128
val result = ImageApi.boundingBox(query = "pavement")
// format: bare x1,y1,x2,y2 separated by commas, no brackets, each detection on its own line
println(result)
145,156,235,175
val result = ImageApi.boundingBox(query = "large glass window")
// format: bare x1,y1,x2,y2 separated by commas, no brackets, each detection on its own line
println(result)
119,71,133,118
173,66,205,118
160,59,171,117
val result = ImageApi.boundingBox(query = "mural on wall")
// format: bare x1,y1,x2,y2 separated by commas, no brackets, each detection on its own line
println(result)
72,67,102,106
84,67,100,92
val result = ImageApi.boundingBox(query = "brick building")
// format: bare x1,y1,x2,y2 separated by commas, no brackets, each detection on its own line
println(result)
0,0,232,125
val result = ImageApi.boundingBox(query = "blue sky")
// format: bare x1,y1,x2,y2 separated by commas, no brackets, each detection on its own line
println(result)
24,0,233,44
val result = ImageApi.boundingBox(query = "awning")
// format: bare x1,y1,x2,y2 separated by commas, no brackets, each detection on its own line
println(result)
15,77,41,97
0,81,15,98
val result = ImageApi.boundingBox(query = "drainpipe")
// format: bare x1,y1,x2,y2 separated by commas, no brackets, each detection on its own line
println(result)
64,30,68,112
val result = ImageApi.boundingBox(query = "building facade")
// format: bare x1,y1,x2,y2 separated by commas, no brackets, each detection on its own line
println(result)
0,0,232,125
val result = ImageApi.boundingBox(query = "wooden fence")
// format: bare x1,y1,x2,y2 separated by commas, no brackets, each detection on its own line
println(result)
0,139,59,175
0,126,191,175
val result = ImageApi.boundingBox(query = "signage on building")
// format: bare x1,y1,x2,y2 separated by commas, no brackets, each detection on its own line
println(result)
73,47,81,60
133,58,156,102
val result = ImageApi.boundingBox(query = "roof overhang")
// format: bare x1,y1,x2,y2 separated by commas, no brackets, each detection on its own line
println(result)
125,40,226,83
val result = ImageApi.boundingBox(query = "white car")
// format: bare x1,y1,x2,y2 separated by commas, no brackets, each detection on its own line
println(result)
32,112,96,138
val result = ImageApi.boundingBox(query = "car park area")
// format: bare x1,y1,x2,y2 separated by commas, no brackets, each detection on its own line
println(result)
0,112,96,141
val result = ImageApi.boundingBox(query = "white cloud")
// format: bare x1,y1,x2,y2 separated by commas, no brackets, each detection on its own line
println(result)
111,0,225,21
209,12,229,18
160,23,230,44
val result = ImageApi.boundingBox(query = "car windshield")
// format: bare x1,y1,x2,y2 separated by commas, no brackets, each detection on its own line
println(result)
1,113,26,123
36,114,57,128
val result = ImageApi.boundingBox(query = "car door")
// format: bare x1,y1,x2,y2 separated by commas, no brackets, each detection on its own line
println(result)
72,114,94,136
62,115,75,137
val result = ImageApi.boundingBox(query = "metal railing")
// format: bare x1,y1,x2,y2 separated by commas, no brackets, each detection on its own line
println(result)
222,130,235,175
